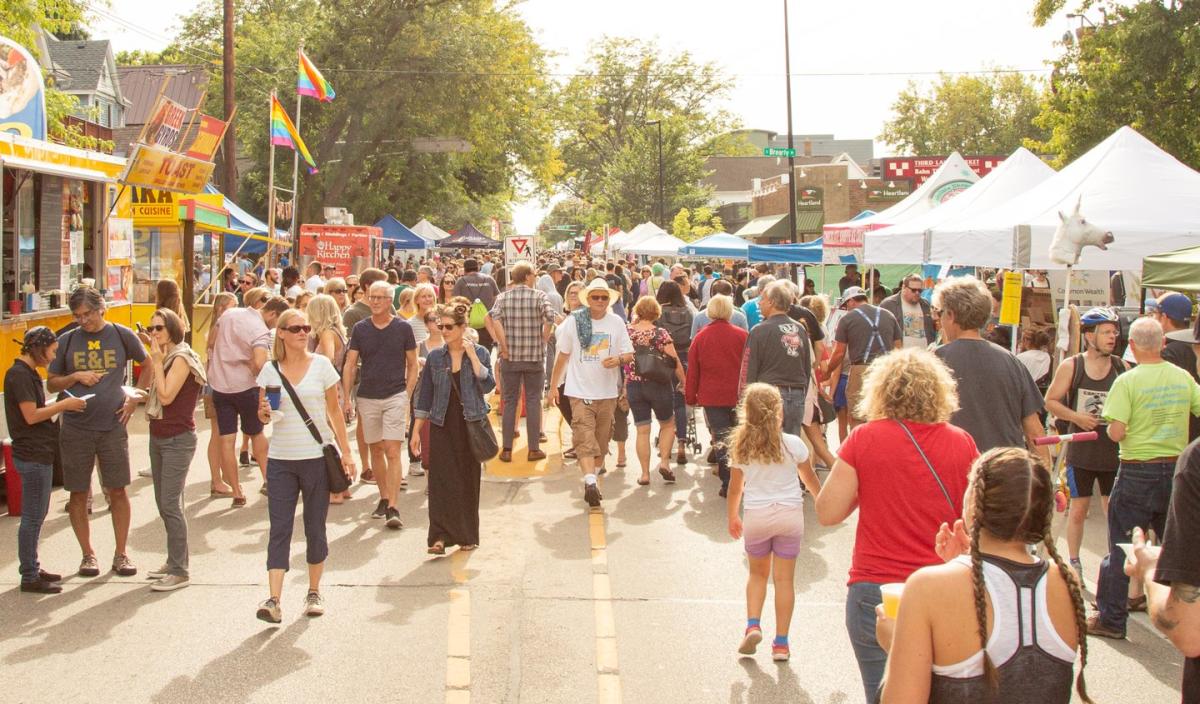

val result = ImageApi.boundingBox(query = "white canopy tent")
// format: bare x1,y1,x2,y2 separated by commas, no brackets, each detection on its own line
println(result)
620,232,686,257
410,218,451,243
608,222,666,252
863,148,1056,264
822,152,980,263
927,126,1200,269
589,228,625,256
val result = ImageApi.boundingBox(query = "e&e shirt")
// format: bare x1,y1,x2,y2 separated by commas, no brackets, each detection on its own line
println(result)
48,323,146,432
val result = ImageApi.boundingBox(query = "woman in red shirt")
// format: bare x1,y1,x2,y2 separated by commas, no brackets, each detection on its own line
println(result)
815,348,978,703
685,294,749,497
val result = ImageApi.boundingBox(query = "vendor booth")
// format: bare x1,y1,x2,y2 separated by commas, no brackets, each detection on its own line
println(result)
411,218,450,245
609,222,666,253
375,214,428,259
1143,245,1200,294
620,232,686,257
297,224,384,277
439,222,502,249
748,239,823,264
678,232,749,259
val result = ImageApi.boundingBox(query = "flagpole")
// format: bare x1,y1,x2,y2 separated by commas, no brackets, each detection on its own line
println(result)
267,90,278,268
291,43,303,242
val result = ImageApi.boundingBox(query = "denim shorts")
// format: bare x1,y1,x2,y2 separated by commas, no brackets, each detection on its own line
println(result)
213,387,265,436
626,379,674,427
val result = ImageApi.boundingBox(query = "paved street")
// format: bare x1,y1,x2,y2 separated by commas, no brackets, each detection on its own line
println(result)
0,413,1186,704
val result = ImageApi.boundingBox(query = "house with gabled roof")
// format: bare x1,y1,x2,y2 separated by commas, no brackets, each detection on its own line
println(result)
36,31,130,131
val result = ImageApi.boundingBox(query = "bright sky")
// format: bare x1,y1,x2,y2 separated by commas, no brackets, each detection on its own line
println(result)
88,0,1076,234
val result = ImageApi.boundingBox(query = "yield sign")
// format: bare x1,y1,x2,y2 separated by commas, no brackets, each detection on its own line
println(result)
504,234,535,265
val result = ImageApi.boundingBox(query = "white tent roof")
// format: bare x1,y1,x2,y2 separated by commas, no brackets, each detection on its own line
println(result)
927,126,1200,269
863,147,1055,264
822,152,980,262
411,218,450,242
620,232,686,257
609,222,667,251
589,229,625,255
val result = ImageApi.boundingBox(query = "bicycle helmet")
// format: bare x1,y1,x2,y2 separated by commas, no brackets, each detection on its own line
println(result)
1080,307,1119,329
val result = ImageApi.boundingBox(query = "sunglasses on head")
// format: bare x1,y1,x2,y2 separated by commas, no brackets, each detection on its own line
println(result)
281,324,312,334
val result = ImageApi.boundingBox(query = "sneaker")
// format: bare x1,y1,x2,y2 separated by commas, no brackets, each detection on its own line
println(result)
78,554,100,577
498,449,513,462
584,482,603,508
239,450,251,466
256,597,282,623
371,499,388,519
38,569,62,583
150,575,190,592
385,507,404,529
527,450,547,461
146,565,171,580
410,462,425,477
772,644,790,661
137,467,153,478
304,591,325,617
1069,557,1083,576
738,626,762,655
719,486,728,498
1128,595,1148,613
21,579,62,594
1086,614,1125,640
112,554,138,577
361,468,376,485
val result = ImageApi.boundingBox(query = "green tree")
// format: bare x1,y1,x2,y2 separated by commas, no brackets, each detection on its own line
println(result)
115,47,191,66
670,206,723,242
171,0,559,227
556,38,751,230
880,72,1048,154
537,197,597,247
1030,1,1200,168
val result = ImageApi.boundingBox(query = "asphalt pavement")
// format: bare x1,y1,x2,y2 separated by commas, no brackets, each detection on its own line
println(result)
0,412,1185,703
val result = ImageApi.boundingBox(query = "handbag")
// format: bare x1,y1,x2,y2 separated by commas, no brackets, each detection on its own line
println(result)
451,371,499,463
274,361,351,493
633,327,677,386
894,419,956,517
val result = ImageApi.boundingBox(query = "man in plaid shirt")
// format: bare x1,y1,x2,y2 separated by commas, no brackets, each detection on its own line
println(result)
490,261,557,462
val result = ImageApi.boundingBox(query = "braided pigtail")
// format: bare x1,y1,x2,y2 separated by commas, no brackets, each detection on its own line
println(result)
1042,533,1095,704
969,470,998,693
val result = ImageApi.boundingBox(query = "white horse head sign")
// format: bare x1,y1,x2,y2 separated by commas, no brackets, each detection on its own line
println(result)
1048,196,1115,267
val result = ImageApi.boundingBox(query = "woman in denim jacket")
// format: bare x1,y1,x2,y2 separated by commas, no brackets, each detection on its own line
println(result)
411,303,496,555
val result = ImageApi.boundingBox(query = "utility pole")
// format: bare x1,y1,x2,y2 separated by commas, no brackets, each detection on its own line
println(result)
783,0,799,246
222,0,237,196
645,119,665,225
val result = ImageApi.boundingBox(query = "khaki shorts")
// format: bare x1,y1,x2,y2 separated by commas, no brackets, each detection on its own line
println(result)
357,393,408,444
846,364,869,422
569,397,617,460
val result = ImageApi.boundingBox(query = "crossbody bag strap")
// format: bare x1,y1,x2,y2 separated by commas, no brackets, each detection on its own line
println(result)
274,361,326,445
893,419,955,514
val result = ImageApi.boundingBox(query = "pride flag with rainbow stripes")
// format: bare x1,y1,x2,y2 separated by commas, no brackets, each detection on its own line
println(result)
270,95,318,174
297,49,336,102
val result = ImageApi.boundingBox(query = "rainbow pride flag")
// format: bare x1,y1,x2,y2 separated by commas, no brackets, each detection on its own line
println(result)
270,95,318,174
297,49,336,102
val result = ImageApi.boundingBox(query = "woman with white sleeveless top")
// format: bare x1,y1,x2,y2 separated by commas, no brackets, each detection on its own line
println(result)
875,447,1094,704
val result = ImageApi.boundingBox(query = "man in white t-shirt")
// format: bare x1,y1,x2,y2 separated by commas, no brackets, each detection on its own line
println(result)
304,261,325,293
548,278,634,509
880,273,935,349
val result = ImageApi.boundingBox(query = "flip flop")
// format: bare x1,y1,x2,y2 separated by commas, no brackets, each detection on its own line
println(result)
658,466,676,484
459,544,477,552
428,541,446,555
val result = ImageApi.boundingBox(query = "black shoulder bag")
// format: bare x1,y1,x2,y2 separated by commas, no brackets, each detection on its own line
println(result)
633,326,677,386
274,361,351,493
451,367,499,464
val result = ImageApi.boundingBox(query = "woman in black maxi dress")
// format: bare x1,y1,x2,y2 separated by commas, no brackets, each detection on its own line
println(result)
426,370,480,550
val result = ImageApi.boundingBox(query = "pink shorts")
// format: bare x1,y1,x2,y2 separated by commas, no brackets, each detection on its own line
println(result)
743,503,805,559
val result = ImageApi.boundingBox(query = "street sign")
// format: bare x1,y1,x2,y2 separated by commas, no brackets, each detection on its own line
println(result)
763,147,796,158
504,235,536,267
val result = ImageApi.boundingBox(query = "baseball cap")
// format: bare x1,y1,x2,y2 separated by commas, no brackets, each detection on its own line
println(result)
840,286,868,308
1158,293,1193,323
1166,316,1200,344
545,262,561,273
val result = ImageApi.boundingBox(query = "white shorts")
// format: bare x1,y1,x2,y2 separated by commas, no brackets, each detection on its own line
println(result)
357,393,409,444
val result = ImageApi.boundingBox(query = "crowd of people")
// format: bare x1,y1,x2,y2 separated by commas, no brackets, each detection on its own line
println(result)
6,250,1200,702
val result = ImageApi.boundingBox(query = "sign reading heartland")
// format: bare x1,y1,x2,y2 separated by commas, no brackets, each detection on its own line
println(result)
0,36,47,140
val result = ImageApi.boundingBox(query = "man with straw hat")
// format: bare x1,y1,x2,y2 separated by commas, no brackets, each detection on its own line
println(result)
548,278,634,508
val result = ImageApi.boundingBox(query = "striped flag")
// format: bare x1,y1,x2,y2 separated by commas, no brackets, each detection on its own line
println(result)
270,95,318,174
297,49,336,102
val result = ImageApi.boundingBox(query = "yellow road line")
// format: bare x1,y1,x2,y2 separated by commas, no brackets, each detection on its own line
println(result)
590,511,622,704
445,552,472,703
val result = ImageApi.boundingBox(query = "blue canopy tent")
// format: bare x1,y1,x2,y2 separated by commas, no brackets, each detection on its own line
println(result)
374,214,428,250
677,232,749,258
202,185,289,254
439,222,502,249
747,238,823,264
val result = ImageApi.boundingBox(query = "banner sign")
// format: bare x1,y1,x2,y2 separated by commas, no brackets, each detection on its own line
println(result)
140,96,188,151
0,36,47,140
504,234,535,266
999,271,1023,325
127,186,179,226
298,224,382,278
882,155,1004,188
122,144,215,194
183,114,229,160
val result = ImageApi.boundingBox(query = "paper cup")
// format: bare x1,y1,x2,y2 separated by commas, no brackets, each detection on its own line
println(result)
1115,543,1136,557
880,583,904,620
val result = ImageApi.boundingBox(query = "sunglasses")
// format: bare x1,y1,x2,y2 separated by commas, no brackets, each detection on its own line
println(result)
281,324,312,334
326,288,347,294
437,323,460,331
146,324,167,332
588,295,610,302
907,287,924,293
240,280,255,285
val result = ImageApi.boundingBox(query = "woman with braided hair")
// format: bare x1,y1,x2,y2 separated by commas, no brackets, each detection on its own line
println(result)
874,447,1093,704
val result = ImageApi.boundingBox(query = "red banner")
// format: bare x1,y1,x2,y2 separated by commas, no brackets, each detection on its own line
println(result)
184,114,229,161
298,224,381,278
881,155,1005,187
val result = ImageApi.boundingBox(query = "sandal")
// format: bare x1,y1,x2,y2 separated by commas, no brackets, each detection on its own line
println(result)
459,544,477,552
232,496,247,507
658,466,676,484
563,448,577,459
637,477,650,486
210,488,233,498
428,541,446,555
616,459,627,468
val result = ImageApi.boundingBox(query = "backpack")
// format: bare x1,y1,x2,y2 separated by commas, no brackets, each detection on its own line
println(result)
468,299,488,329
660,304,693,351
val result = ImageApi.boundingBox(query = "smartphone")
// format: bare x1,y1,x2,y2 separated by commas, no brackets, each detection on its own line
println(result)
135,322,146,333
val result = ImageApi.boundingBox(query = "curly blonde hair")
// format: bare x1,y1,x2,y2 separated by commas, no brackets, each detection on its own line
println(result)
729,383,784,465
855,348,959,424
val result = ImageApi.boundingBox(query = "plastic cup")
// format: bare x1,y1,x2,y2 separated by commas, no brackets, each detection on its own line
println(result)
1115,542,1136,558
266,385,282,411
880,583,904,620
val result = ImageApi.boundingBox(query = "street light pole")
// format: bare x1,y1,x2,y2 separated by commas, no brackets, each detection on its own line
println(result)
783,0,799,246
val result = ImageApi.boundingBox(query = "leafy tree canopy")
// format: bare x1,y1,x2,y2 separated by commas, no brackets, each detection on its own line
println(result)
670,206,722,243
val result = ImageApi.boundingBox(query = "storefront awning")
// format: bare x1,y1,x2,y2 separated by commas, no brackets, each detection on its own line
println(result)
0,153,117,183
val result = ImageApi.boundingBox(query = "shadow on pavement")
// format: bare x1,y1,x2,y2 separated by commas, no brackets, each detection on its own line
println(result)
4,583,154,663
731,658,817,704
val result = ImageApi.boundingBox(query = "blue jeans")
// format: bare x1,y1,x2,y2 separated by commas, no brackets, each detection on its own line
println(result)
673,349,689,439
627,379,674,426
845,581,886,704
781,386,807,436
266,457,330,571
1095,461,1174,633
15,458,53,583
702,406,736,490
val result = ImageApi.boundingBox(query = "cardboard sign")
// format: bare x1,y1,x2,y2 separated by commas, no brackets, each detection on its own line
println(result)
504,235,535,266
999,271,1023,325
